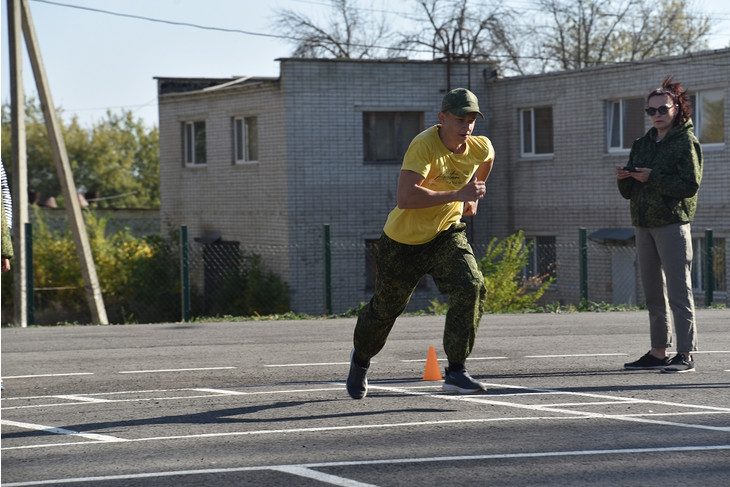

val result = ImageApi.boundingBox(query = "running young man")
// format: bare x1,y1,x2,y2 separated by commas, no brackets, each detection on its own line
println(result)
347,88,495,399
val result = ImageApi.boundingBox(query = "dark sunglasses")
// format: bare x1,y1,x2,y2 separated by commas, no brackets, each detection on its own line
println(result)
645,105,674,116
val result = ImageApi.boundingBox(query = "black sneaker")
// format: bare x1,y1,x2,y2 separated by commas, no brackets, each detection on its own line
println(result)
624,352,671,370
443,367,486,394
661,353,695,374
346,350,368,399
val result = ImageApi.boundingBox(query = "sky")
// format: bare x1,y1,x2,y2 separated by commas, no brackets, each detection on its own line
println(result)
2,0,729,129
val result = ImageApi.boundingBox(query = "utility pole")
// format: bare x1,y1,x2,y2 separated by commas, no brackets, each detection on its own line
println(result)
8,0,29,327
9,0,108,324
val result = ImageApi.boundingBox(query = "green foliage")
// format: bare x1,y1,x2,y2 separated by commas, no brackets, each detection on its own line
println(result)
478,230,554,313
428,298,450,315
10,207,179,324
207,252,290,318
1,98,159,208
336,302,367,318
1,209,290,325
531,300,643,313
427,231,554,315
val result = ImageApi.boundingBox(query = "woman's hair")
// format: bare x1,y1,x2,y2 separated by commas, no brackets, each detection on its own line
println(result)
647,76,692,126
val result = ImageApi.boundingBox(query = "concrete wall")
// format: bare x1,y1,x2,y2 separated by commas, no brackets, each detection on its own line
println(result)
278,58,493,314
158,50,729,316
480,48,730,306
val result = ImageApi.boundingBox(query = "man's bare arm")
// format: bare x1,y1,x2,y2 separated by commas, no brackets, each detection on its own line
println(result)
396,167,489,209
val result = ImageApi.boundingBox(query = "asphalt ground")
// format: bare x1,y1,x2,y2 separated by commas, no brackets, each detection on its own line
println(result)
1,309,729,486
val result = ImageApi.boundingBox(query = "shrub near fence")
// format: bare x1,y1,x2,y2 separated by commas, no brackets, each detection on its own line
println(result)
1,215,725,325
0,211,289,325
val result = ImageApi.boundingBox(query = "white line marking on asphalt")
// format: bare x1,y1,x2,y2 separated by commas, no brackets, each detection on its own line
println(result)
2,373,93,379
1,395,234,411
0,416,580,451
189,388,250,395
3,445,729,486
401,356,509,362
272,465,379,487
525,353,627,358
1,387,344,411
118,367,235,374
467,356,510,361
367,384,730,432
264,362,350,367
53,395,112,403
1,420,126,443
540,400,642,407
4,381,729,451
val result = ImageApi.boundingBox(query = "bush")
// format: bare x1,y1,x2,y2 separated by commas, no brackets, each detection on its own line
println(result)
207,253,290,318
478,230,554,313
426,231,553,315
2,208,290,325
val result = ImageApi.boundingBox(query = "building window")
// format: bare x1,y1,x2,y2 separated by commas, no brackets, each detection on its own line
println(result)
363,112,423,162
690,90,725,145
520,107,553,157
523,236,557,284
234,116,259,163
692,237,726,293
607,98,645,151
183,121,206,165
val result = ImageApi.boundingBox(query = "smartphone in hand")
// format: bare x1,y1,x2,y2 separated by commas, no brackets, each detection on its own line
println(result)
622,166,638,172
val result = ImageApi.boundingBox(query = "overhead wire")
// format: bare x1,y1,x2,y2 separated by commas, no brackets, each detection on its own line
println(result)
25,0,730,117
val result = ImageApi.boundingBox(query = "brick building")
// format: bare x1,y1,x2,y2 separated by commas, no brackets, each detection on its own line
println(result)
157,49,729,315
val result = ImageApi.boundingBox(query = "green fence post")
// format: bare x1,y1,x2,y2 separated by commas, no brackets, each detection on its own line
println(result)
323,224,332,315
181,225,191,322
579,228,588,305
25,222,34,325
704,229,713,307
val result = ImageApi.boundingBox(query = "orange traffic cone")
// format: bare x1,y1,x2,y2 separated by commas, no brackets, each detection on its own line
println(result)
423,346,443,381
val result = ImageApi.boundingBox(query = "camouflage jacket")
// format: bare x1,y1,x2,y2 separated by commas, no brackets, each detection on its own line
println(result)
618,119,702,228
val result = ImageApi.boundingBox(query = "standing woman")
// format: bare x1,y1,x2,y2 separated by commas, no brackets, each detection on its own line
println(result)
617,76,703,374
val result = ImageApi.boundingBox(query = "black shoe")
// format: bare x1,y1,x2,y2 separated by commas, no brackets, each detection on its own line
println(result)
346,350,368,399
624,352,671,370
661,353,695,374
443,366,486,394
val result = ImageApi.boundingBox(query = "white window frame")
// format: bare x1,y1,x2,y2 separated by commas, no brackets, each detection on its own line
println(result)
606,98,645,153
183,120,206,166
234,116,259,164
520,107,554,158
690,90,725,147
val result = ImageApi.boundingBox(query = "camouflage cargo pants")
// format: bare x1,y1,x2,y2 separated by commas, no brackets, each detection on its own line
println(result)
353,223,486,365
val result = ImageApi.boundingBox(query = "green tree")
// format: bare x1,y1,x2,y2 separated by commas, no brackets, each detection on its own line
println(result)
429,231,553,314
478,231,553,313
1,98,159,208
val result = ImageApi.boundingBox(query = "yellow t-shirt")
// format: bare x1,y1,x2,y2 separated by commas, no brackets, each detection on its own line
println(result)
383,125,494,245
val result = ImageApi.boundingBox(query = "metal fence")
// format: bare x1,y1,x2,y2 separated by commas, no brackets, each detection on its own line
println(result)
1,223,726,326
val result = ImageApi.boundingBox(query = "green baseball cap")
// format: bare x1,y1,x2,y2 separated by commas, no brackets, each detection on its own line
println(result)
441,88,484,119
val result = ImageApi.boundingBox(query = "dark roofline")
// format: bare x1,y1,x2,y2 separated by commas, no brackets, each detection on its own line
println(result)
275,56,490,66
155,48,728,93
490,47,730,82
155,76,278,95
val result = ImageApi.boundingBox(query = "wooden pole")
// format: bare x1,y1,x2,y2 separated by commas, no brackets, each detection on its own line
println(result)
19,0,108,324
7,0,29,327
